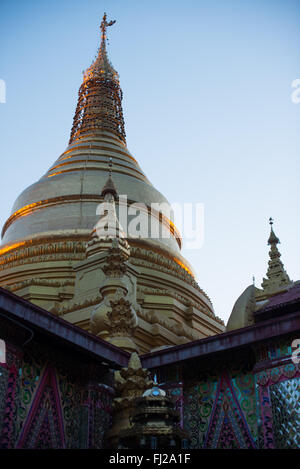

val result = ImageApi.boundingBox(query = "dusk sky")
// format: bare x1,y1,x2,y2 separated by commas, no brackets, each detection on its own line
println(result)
0,0,299,323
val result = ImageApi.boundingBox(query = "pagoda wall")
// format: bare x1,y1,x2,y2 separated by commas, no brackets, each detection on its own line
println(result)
153,334,300,449
0,331,113,449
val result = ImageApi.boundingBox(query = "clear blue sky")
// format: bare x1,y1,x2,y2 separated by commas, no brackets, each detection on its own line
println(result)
0,0,299,323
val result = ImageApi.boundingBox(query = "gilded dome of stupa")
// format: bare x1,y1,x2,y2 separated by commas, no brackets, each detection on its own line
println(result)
0,15,224,352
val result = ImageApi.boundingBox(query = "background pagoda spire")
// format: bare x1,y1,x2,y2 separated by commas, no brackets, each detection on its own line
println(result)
261,217,292,295
69,13,126,144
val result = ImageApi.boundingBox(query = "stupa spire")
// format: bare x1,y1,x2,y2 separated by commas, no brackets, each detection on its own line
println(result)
69,13,126,145
83,13,117,82
86,159,129,258
101,158,118,199
261,218,292,295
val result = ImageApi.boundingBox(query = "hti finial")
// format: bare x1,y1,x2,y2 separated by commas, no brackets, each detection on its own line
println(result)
268,216,279,245
100,13,116,41
101,157,117,199
69,15,126,145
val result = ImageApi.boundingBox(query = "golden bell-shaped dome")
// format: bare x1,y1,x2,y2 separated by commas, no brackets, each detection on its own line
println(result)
0,15,224,352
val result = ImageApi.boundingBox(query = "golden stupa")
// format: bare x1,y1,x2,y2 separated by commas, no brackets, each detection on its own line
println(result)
0,15,224,352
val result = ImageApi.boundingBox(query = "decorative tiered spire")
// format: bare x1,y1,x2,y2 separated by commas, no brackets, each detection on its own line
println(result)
86,159,128,258
83,13,117,82
261,218,292,295
89,165,137,353
101,158,118,199
118,364,188,449
69,13,126,144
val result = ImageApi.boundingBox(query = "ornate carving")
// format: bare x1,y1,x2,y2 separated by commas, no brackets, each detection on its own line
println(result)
6,279,75,293
88,220,138,352
0,240,86,271
114,353,153,402
51,294,102,315
107,289,138,339
102,239,130,278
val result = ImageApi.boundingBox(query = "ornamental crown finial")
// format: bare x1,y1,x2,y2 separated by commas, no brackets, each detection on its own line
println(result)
69,14,126,145
100,12,116,41
268,217,279,245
